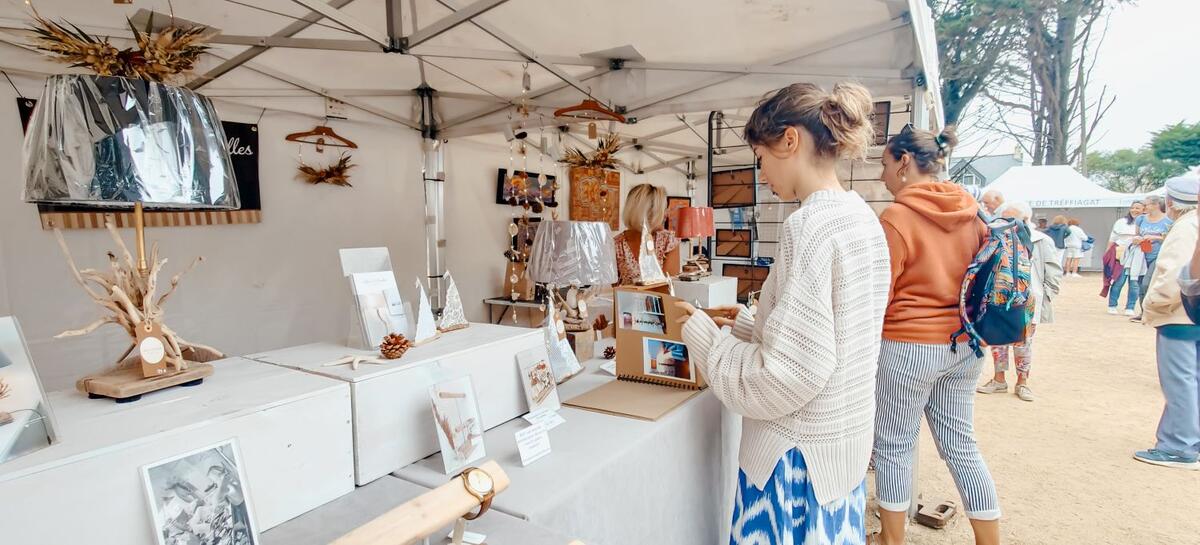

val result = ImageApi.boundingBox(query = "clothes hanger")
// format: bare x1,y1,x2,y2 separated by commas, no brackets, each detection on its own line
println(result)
553,99,626,124
285,124,358,152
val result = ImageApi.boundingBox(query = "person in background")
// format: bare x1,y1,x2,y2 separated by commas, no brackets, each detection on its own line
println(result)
613,183,680,286
977,201,1062,402
1106,202,1146,314
1036,217,1049,232
981,189,1004,216
873,124,1000,545
1045,215,1069,266
675,82,891,545
1137,175,1200,470
1133,196,1174,322
1063,218,1088,277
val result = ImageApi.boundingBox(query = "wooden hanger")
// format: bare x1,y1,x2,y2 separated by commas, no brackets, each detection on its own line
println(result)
553,99,626,123
285,125,358,152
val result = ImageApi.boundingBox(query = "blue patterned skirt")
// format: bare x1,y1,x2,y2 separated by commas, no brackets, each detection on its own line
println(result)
730,448,866,545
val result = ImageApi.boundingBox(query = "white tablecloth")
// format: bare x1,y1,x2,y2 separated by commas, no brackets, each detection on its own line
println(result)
394,356,742,545
262,476,574,545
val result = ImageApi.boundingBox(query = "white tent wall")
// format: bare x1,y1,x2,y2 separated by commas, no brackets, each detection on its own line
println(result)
1034,207,1125,272
0,74,692,390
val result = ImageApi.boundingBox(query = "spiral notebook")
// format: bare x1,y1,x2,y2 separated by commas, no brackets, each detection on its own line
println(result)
564,284,710,421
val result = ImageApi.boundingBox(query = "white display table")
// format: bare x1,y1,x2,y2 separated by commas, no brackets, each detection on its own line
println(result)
672,275,738,308
394,356,738,545
263,475,576,545
0,357,353,544
247,323,546,485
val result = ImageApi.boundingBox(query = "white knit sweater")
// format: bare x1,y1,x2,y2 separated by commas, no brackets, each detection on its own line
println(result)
682,189,891,505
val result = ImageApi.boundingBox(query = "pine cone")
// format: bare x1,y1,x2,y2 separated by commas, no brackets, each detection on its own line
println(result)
602,346,616,360
380,333,412,359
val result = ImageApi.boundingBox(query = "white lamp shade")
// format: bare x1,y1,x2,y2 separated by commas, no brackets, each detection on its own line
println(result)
526,221,618,286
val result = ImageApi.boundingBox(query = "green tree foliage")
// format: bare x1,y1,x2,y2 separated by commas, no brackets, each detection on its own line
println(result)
1151,122,1200,167
1087,148,1186,192
927,0,1022,126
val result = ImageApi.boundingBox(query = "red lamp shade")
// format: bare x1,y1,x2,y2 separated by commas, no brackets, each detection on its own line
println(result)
674,206,715,239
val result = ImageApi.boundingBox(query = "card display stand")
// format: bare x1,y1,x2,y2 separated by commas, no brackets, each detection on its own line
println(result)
247,323,546,485
0,357,354,544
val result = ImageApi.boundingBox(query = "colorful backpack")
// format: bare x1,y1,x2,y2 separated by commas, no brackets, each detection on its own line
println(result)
952,212,1035,357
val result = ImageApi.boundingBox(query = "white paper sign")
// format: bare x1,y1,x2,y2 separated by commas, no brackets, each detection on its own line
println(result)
339,247,393,276
350,271,407,348
522,406,565,430
515,423,552,467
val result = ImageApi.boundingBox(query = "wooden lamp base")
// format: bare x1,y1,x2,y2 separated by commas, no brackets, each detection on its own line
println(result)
77,363,214,403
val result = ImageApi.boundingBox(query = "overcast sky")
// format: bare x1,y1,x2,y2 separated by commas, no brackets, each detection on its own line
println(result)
961,0,1198,158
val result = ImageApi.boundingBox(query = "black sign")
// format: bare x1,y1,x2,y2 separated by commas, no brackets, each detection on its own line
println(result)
16,98,261,212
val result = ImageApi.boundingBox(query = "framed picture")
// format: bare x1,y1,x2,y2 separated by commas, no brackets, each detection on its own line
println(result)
429,376,486,474
0,316,59,465
642,337,694,383
872,101,892,146
723,263,771,303
665,196,691,231
141,439,259,545
711,168,756,209
496,168,557,207
516,348,561,413
568,166,621,230
715,229,752,258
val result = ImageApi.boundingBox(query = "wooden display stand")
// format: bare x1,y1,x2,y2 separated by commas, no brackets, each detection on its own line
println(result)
333,461,511,545
77,363,213,403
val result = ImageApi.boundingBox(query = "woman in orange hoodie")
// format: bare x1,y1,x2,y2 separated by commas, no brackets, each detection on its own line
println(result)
872,125,1000,545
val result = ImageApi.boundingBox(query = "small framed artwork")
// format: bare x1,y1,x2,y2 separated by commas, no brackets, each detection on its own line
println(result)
715,229,752,258
723,263,771,303
516,348,561,413
141,439,259,545
643,337,694,383
872,101,891,146
711,168,756,209
616,291,667,334
665,196,691,231
429,376,486,474
497,168,557,207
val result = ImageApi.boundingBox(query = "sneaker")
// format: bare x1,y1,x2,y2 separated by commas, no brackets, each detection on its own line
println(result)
976,380,1008,394
1124,309,1137,317
1133,449,1200,470
1131,314,1143,323
1015,384,1034,402
1107,307,1119,315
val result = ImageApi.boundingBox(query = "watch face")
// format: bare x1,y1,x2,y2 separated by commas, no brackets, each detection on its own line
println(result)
467,469,494,494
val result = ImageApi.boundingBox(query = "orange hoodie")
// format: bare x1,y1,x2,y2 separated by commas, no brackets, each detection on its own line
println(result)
879,182,988,344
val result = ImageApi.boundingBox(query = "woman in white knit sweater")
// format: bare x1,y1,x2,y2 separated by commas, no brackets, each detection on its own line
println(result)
676,83,891,545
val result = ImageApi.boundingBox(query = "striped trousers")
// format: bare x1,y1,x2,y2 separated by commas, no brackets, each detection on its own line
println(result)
874,340,1001,520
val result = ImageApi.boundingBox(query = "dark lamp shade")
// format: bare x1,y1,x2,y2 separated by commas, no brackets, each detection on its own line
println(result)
22,74,240,209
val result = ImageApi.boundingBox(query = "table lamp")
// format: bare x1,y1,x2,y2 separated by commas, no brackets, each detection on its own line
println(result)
527,220,618,329
674,207,715,281
22,74,239,402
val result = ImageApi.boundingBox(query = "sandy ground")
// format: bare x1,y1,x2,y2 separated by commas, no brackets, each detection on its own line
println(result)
865,273,1200,544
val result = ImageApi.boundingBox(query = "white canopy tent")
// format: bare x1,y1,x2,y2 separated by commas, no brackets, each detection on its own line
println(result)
0,0,942,168
988,165,1143,271
987,165,1141,209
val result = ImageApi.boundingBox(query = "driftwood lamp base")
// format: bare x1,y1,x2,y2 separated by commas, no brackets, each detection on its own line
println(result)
76,362,215,403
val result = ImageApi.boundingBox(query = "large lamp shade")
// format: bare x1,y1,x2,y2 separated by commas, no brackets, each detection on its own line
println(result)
675,206,715,239
22,74,239,209
526,221,618,286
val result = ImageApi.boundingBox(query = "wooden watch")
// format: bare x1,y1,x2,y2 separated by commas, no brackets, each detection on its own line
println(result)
458,467,495,520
